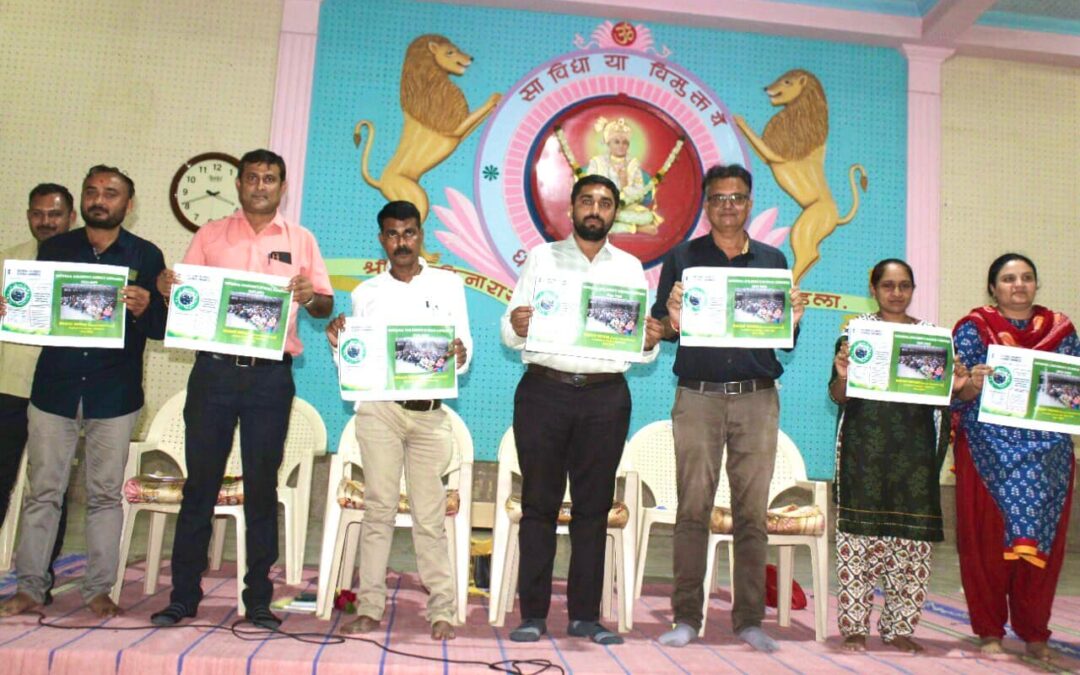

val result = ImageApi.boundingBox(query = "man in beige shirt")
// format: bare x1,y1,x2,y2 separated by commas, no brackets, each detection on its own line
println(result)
0,183,76,603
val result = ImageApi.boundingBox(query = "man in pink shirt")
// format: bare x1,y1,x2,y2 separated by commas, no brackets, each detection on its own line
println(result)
151,149,333,629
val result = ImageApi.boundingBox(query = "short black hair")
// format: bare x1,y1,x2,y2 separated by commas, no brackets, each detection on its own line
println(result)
987,253,1037,296
84,165,135,198
377,200,422,231
702,164,753,194
28,183,74,212
570,174,620,207
238,148,287,183
870,258,915,287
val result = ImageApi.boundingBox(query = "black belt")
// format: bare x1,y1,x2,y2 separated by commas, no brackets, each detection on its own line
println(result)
679,377,774,395
527,364,623,388
395,399,441,411
197,351,292,367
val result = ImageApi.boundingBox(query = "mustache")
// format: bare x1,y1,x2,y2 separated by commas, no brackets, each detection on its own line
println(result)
393,246,412,256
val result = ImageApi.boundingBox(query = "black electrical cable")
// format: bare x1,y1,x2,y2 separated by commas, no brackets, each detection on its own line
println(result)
30,612,564,675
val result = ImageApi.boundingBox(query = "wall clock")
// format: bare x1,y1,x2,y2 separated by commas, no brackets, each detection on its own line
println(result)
169,152,241,232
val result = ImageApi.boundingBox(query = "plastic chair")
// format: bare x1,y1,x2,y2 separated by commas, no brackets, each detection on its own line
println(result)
624,420,679,599
0,452,28,572
487,426,638,632
109,390,326,613
314,405,473,624
704,429,829,641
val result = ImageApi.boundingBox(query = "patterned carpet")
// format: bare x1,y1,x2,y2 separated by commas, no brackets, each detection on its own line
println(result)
1,556,1078,674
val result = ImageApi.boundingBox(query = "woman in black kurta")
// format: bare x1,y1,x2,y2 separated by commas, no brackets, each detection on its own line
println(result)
829,259,957,654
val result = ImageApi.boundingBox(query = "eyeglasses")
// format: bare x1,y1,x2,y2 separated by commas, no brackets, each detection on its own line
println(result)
706,193,750,207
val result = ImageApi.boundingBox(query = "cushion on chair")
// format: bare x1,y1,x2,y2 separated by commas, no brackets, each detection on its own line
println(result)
123,474,244,505
709,503,825,535
335,478,460,517
504,496,630,529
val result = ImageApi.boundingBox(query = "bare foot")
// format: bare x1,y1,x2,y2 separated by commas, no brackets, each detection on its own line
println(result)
979,637,1004,655
1025,641,1053,663
884,635,924,653
340,615,380,635
87,593,123,618
0,592,41,617
841,635,867,652
431,620,455,641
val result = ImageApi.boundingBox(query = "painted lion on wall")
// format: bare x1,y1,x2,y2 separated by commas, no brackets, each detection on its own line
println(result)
355,34,501,261
735,69,867,284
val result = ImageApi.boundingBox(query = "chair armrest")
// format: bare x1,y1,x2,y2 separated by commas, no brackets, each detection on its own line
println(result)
795,479,828,509
123,440,157,482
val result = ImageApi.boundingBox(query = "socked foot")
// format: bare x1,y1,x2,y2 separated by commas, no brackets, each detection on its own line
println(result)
341,614,380,635
87,593,123,618
979,637,1004,655
0,592,41,617
1025,641,1053,662
431,620,456,640
658,623,697,647
883,635,924,653
738,626,779,653
841,635,867,652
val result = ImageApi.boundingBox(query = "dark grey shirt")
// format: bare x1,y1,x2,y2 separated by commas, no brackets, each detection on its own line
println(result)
651,233,797,383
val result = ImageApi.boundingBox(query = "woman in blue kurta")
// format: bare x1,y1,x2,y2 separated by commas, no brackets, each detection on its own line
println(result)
952,253,1078,662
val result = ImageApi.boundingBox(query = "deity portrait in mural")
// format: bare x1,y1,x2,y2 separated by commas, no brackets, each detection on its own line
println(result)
553,115,684,236
354,33,502,261
734,69,868,284
530,97,698,267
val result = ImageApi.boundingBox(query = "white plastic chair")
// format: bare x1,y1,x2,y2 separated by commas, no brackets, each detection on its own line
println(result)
704,429,829,641
109,390,326,613
0,452,29,572
625,420,679,599
487,426,638,632
314,405,473,624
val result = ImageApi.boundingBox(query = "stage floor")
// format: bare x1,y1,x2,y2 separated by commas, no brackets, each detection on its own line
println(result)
2,556,1079,674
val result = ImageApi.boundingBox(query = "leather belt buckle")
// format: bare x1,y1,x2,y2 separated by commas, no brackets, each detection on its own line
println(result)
723,381,743,395
570,374,587,387
235,355,257,368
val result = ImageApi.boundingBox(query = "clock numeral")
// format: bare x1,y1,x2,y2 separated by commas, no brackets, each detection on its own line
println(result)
187,176,197,183
213,163,222,171
193,213,199,220
182,188,188,195
183,201,190,209
198,166,208,173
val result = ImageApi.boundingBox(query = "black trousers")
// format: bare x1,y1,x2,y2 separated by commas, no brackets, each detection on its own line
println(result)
167,355,294,610
0,393,67,587
512,371,631,622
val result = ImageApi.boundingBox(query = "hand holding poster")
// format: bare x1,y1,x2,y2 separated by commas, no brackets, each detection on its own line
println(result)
678,267,793,348
1,260,128,348
978,344,1080,435
524,274,648,361
164,263,292,360
844,319,954,406
337,318,457,401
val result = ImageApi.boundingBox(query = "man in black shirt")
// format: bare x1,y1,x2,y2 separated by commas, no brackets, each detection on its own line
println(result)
651,164,806,651
0,166,166,618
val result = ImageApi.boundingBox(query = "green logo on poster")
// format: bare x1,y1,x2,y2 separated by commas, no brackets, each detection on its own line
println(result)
684,287,705,313
534,290,558,316
342,338,366,365
173,285,200,311
850,340,873,364
989,366,1012,390
4,282,31,308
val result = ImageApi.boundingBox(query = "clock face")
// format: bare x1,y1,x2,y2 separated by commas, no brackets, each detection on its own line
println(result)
169,152,241,232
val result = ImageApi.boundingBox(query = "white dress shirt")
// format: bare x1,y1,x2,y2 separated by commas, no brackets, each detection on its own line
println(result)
501,236,659,374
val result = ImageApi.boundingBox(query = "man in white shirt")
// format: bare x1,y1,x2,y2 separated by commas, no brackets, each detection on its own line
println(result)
500,175,663,645
325,200,470,641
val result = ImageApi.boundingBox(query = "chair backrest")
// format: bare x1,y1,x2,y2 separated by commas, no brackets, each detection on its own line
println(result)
333,404,472,491
625,420,678,510
141,390,327,482
715,429,808,507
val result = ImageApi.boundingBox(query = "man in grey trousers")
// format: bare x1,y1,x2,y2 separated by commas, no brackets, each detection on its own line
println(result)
0,166,166,618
